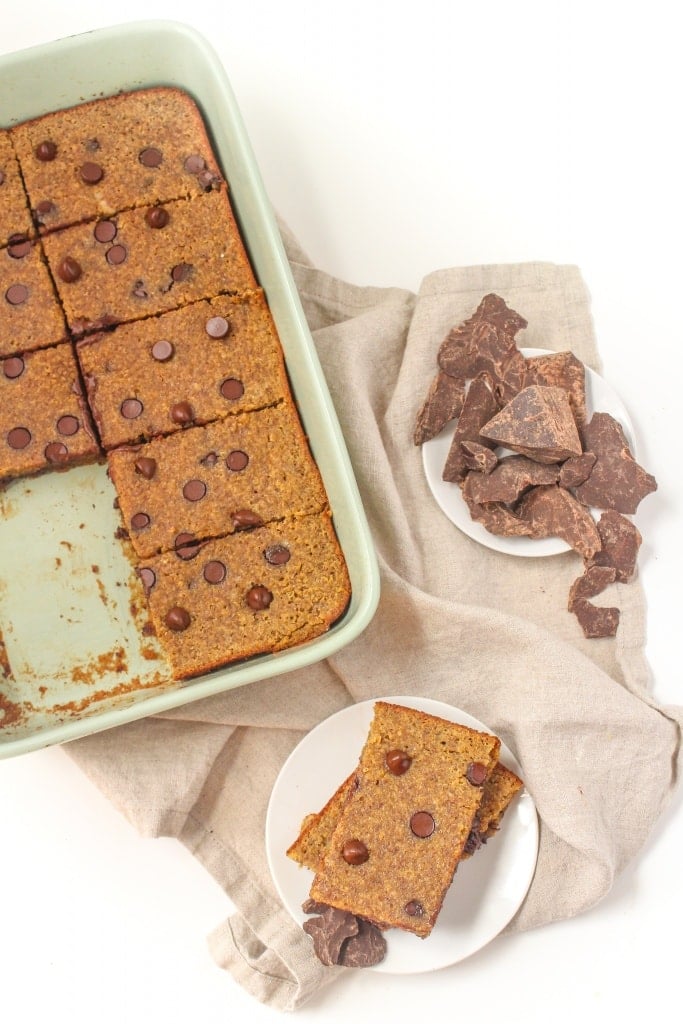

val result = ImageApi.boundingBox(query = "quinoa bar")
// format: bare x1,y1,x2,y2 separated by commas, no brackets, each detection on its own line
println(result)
1,342,100,483
108,400,328,559
41,189,257,334
77,291,290,449
137,512,350,680
10,87,223,233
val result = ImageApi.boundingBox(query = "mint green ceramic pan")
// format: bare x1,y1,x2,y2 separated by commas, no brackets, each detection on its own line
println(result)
0,21,379,758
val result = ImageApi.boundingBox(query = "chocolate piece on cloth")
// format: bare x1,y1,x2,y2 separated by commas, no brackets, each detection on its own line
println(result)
63,248,682,1012
479,384,583,464
574,412,658,513
587,509,642,581
568,565,621,640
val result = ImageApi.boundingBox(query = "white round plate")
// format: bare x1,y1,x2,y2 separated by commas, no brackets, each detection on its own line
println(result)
265,696,539,975
421,349,636,557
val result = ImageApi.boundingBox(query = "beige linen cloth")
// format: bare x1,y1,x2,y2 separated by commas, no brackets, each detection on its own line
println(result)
67,228,682,1011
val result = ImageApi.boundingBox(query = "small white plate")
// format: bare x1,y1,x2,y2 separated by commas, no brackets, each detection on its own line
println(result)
265,696,539,975
421,349,636,557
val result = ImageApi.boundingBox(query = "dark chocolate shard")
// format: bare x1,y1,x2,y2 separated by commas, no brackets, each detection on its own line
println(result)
480,385,582,464
413,370,466,444
523,350,587,426
571,599,620,639
559,451,596,489
568,564,617,609
574,412,657,514
442,372,499,483
462,455,559,505
302,905,359,967
460,439,498,474
587,508,642,582
437,294,528,401
338,919,387,968
516,485,601,558
461,489,537,538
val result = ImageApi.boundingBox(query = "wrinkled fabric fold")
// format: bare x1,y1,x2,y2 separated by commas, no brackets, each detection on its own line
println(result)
67,226,682,1011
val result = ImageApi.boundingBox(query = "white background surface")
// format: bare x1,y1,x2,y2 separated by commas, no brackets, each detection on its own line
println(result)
1,3,681,1021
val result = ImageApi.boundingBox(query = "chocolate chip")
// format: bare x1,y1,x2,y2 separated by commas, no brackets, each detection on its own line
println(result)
132,280,149,299
139,147,163,167
120,398,143,419
197,169,220,191
106,244,127,266
145,206,169,229
404,900,424,917
226,449,249,472
170,400,194,425
130,512,150,530
134,456,157,480
264,544,291,566
410,811,435,838
341,839,369,865
7,235,31,259
57,257,82,283
35,140,57,161
56,415,79,436
151,339,174,362
45,441,68,462
232,509,263,530
246,585,273,610
80,161,104,184
137,567,156,594
7,427,31,449
94,220,117,243
85,138,100,152
184,154,206,173
2,357,24,380
205,315,230,339
34,200,55,223
220,377,244,400
200,451,219,467
171,262,192,282
174,532,204,559
5,284,29,305
466,762,488,786
203,560,227,584
182,479,207,502
165,606,191,631
385,749,412,775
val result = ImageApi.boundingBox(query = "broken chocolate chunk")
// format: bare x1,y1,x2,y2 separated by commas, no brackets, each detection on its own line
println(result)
460,440,498,474
568,565,617,609
462,455,559,505
480,385,582,464
442,372,499,483
516,485,601,558
523,350,588,426
559,451,596,489
413,370,465,445
587,509,642,582
302,905,359,967
461,489,536,539
337,919,387,968
571,599,620,639
574,412,657,514
437,294,528,400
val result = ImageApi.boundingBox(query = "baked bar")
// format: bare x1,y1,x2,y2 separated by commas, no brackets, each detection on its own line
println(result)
107,400,328,559
309,702,501,938
41,190,257,334
136,512,350,680
0,130,34,247
1,342,100,483
77,291,290,449
10,87,223,233
1,240,67,358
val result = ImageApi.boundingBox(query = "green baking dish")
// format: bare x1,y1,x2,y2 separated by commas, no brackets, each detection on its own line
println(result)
0,21,379,758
